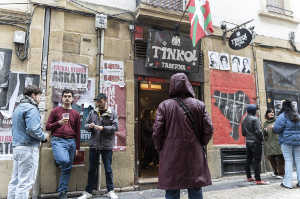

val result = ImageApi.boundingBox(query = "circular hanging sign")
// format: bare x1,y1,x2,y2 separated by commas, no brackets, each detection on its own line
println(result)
228,28,252,50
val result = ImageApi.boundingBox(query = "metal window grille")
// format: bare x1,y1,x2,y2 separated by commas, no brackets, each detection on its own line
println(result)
140,0,189,11
266,0,293,16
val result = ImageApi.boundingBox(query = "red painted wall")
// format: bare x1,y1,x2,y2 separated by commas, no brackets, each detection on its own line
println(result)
210,70,256,145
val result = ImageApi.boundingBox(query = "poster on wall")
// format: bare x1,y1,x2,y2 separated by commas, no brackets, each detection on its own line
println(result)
210,70,256,145
50,61,88,90
231,55,251,74
208,51,220,70
100,60,126,151
219,53,230,70
0,72,40,160
0,49,12,108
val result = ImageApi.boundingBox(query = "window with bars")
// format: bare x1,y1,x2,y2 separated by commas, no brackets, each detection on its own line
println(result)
266,0,293,16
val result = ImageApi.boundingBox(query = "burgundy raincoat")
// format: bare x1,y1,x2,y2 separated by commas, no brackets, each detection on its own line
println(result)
152,73,213,190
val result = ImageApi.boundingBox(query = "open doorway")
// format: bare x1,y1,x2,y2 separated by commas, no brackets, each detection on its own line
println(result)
137,79,169,178
136,77,202,179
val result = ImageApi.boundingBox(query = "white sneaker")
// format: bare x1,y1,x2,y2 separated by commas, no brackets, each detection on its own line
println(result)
108,191,118,199
77,191,92,199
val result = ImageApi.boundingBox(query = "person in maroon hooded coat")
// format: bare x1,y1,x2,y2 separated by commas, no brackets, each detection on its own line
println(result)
152,73,213,199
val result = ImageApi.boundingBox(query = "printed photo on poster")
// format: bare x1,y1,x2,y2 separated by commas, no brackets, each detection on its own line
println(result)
100,60,126,151
0,49,13,109
208,51,220,70
219,53,230,70
241,57,251,74
231,55,242,73
0,72,40,160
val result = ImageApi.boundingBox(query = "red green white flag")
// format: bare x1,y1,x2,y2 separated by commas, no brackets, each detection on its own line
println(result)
187,0,214,47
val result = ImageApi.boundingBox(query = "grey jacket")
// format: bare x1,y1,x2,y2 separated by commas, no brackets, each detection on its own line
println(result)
85,107,118,150
242,114,263,144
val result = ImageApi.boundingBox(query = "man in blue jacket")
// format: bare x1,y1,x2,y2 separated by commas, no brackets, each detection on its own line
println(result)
7,85,49,199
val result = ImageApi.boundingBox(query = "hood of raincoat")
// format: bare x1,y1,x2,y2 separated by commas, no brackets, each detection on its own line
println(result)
169,73,195,98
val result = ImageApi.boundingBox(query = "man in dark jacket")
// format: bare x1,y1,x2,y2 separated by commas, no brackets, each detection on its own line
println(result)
79,93,118,199
153,73,213,199
242,104,268,185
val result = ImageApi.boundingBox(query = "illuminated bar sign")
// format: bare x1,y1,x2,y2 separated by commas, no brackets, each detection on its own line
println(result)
145,30,200,73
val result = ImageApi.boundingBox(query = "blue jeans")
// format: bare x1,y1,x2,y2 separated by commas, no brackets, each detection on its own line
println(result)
165,188,203,199
51,136,76,193
86,149,114,193
281,144,300,188
7,145,39,199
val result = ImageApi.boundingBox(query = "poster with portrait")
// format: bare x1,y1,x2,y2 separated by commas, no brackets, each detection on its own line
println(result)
240,57,251,74
208,51,220,70
0,72,40,160
231,55,242,73
51,78,95,142
0,49,12,108
100,60,126,151
219,53,230,70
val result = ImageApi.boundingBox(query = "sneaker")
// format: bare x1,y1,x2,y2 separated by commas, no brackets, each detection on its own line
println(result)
108,191,118,199
58,192,67,199
77,191,92,199
247,177,255,182
255,180,270,185
275,175,283,179
280,183,293,189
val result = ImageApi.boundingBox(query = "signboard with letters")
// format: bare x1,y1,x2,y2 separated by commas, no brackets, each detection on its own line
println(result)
145,30,200,73
228,28,252,50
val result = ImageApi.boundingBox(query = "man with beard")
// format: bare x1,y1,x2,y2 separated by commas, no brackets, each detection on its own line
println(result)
46,89,81,199
78,93,118,199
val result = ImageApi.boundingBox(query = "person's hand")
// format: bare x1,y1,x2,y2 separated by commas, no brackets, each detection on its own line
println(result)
42,133,50,143
89,123,95,129
58,118,68,125
95,125,104,131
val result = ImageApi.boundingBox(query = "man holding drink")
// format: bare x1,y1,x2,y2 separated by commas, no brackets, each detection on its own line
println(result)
46,89,81,199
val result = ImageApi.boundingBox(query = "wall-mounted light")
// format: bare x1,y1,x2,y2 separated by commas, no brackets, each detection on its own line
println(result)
140,82,162,91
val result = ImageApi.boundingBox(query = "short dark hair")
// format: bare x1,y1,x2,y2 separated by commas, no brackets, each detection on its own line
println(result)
264,108,274,120
220,55,228,62
232,56,240,64
62,89,74,97
95,93,107,101
24,85,42,96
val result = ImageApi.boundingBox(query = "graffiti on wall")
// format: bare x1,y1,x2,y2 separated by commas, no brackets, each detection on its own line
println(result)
213,90,249,140
210,70,256,145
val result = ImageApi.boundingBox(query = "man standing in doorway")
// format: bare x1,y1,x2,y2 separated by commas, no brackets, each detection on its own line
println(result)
46,89,81,199
8,85,49,199
79,93,119,199
153,73,213,199
242,104,268,185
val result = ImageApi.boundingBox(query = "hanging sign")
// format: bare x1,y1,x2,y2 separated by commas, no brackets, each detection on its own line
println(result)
145,30,200,73
228,28,252,50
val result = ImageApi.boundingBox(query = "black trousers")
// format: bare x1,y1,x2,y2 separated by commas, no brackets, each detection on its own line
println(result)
85,148,114,193
245,142,262,181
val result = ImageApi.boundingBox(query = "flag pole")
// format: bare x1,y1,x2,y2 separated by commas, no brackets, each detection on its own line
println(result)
175,0,191,34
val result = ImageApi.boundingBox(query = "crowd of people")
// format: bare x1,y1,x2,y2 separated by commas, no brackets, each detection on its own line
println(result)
242,100,300,189
6,73,300,199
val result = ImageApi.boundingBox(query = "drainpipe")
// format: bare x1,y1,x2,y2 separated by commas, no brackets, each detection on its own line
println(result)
97,29,105,94
33,7,51,199
96,28,105,190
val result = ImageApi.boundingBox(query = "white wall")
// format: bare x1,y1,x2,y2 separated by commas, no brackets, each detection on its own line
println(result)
210,0,300,43
82,0,136,12
0,0,30,12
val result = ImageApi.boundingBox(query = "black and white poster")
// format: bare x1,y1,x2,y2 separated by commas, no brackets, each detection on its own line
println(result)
0,72,40,160
208,51,220,70
219,53,230,70
231,55,251,74
0,49,12,108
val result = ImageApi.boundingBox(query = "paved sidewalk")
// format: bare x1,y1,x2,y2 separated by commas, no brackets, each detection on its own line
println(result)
90,172,300,199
